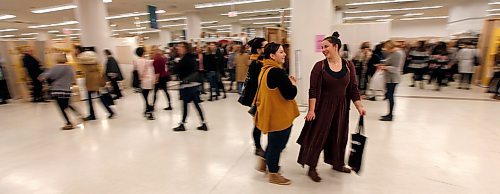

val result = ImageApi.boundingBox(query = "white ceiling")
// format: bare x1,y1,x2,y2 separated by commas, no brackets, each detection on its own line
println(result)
0,0,498,40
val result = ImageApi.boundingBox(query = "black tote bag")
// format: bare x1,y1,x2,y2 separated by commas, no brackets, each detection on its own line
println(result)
348,116,367,174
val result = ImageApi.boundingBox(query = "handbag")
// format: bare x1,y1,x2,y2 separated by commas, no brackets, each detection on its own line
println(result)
99,87,114,106
348,116,367,174
248,68,271,116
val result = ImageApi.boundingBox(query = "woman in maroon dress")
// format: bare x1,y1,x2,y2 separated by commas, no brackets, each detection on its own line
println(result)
297,32,366,182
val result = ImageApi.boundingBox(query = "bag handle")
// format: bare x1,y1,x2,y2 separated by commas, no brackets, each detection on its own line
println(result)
252,67,272,106
357,116,365,134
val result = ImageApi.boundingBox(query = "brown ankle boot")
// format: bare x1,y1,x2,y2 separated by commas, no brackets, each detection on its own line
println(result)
268,173,291,185
307,168,322,182
256,157,266,173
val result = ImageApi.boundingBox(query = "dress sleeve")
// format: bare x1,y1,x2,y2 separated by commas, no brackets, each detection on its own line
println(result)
308,61,322,99
347,60,361,102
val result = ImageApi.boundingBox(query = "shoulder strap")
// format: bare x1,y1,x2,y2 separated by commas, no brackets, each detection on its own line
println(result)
252,67,272,105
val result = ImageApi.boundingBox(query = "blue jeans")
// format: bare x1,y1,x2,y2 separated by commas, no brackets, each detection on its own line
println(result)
265,126,292,173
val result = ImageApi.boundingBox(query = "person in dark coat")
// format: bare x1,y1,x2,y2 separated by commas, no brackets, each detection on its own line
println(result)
22,48,45,102
172,42,207,132
104,49,123,99
204,42,226,101
297,32,366,182
0,58,10,104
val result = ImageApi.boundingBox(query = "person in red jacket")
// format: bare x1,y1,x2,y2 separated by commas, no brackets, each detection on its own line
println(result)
152,46,172,111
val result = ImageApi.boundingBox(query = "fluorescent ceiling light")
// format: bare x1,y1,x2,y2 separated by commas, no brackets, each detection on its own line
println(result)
106,10,165,20
136,17,187,24
487,9,500,12
31,1,111,14
376,19,394,22
488,13,500,16
489,2,500,5
221,8,292,16
110,24,117,27
20,37,37,40
0,28,18,32
344,15,391,20
195,0,270,9
241,16,282,21
28,21,79,29
400,16,448,21
216,31,231,33
0,35,15,38
56,34,69,37
252,21,291,25
403,13,424,17
48,30,59,33
129,30,161,34
21,33,39,36
0,14,16,20
65,28,80,31
201,21,219,24
161,24,187,28
52,38,63,41
345,6,443,14
32,4,77,14
113,27,146,32
346,0,419,6
201,25,232,29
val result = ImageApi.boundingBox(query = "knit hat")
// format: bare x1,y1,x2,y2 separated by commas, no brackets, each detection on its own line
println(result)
78,51,97,64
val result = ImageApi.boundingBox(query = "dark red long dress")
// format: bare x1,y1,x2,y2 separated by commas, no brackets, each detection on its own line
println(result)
297,59,361,169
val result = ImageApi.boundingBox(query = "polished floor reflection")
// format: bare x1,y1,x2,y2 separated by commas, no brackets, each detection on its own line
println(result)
0,77,499,194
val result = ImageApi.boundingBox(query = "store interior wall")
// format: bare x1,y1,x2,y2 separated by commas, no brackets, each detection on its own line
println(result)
391,20,448,39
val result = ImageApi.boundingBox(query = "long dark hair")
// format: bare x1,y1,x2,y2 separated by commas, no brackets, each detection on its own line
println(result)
432,41,448,56
251,38,266,54
323,31,342,51
263,42,281,60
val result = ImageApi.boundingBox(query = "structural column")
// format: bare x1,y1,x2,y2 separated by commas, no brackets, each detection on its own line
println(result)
36,31,49,41
74,0,113,61
255,28,264,37
447,0,488,36
186,12,201,41
159,30,172,48
231,22,242,36
290,0,334,104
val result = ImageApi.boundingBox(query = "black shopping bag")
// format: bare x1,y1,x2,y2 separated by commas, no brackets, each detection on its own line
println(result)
348,116,367,174
99,88,115,106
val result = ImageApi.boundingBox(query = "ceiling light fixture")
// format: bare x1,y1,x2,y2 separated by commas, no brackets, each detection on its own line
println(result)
345,6,443,14
113,27,146,32
346,0,419,6
0,14,16,20
28,21,79,29
403,13,424,17
399,16,449,21
487,8,500,12
201,21,219,24
221,8,292,16
136,17,187,24
48,30,59,33
31,0,112,14
129,30,161,34
240,16,282,21
489,2,500,5
252,21,290,25
21,33,39,36
195,0,271,9
106,10,166,20
0,35,15,38
20,37,37,40
343,15,391,20
0,28,18,32
201,25,232,29
376,19,394,22
161,24,188,28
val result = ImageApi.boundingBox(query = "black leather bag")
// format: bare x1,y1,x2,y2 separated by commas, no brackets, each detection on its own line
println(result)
247,68,270,116
348,116,367,174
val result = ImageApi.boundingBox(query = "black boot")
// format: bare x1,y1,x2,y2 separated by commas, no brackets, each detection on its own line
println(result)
197,123,208,131
173,124,186,132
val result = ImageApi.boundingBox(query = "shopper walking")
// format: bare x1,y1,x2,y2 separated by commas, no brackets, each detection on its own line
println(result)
429,42,450,91
39,53,83,130
104,49,124,99
352,42,372,95
78,51,115,121
204,42,226,101
234,44,250,94
173,42,208,132
455,42,478,90
0,57,10,104
22,47,46,102
380,41,405,121
254,42,299,185
408,41,430,89
239,38,268,157
133,47,156,120
151,46,173,111
297,32,366,182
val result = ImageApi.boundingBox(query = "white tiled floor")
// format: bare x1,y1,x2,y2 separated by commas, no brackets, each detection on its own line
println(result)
1,76,499,194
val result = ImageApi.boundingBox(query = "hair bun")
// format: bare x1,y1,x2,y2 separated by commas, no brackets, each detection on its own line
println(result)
332,32,340,38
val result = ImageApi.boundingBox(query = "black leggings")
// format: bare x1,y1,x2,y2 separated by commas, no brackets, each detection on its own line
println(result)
386,83,398,117
153,77,171,107
55,97,80,125
142,89,152,112
253,126,262,150
182,100,205,123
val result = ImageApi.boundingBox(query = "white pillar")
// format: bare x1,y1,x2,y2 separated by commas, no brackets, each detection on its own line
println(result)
74,0,113,61
36,31,49,41
186,12,201,42
159,30,172,48
334,9,344,25
290,0,334,105
255,28,264,37
447,0,488,36
231,22,242,36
